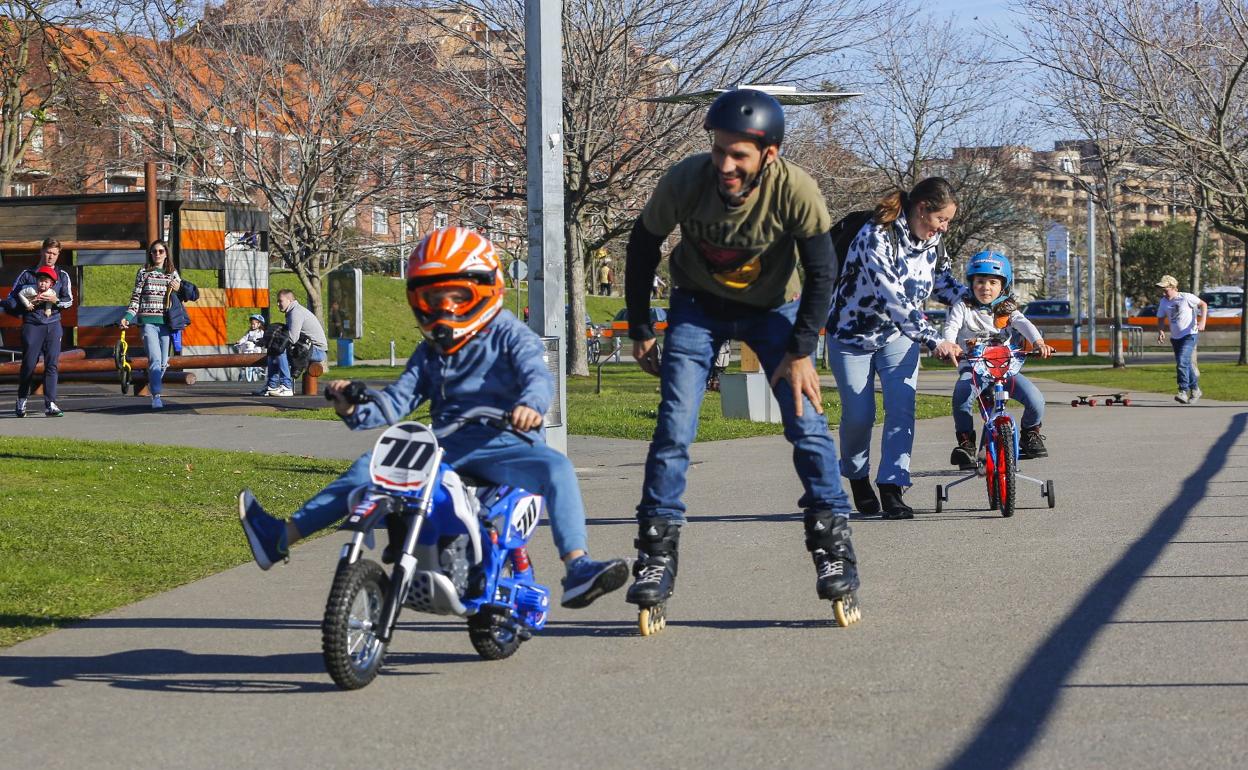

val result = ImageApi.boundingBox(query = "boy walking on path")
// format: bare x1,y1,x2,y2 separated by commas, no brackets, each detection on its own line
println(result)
1155,274,1207,404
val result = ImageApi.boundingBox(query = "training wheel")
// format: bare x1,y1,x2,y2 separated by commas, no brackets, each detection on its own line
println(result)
638,603,667,637
1044,480,1057,509
832,592,862,627
934,485,944,513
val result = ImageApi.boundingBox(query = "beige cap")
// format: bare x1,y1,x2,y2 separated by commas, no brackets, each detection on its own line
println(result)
1155,275,1179,289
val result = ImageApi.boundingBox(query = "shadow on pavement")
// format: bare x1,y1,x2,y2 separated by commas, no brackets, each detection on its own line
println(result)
0,646,478,690
938,411,1248,770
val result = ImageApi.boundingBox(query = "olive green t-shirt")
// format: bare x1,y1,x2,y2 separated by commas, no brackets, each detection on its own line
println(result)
641,154,831,309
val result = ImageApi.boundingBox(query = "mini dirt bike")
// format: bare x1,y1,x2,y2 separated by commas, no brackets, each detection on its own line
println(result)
320,383,551,690
934,337,1056,517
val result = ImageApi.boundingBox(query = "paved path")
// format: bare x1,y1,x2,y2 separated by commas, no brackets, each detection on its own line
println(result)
2,377,1247,769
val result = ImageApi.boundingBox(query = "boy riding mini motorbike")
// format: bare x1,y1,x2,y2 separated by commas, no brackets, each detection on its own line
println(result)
240,226,628,608
943,251,1056,467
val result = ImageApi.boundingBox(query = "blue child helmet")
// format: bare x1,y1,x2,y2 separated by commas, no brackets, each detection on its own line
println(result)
248,313,266,324
966,251,1013,298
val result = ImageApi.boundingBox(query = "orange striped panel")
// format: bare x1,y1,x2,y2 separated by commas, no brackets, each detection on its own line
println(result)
192,287,227,308
225,288,269,308
181,228,226,252
182,306,227,346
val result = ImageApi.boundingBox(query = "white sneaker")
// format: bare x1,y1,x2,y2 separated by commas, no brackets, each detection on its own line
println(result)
268,385,294,397
1175,390,1190,404
1190,387,1203,403
251,386,271,396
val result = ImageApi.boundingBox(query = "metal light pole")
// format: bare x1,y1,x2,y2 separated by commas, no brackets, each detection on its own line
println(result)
525,0,566,452
1087,191,1097,356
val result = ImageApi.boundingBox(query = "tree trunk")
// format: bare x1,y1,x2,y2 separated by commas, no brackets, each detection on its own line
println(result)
1190,206,1206,294
1106,215,1126,368
564,216,589,376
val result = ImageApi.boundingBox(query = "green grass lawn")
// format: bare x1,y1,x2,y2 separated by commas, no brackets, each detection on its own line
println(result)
1031,362,1248,401
0,437,348,648
289,363,952,440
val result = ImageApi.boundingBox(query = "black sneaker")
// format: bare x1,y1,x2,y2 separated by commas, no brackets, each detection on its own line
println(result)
848,477,880,516
877,483,914,520
949,432,977,469
1019,426,1048,459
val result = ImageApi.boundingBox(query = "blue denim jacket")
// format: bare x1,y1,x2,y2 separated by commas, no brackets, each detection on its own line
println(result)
345,310,552,432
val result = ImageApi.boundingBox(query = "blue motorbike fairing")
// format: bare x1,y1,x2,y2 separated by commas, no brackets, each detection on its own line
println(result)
340,494,394,532
415,465,473,546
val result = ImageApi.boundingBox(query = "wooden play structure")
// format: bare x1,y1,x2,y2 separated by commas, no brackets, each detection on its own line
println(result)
0,162,307,391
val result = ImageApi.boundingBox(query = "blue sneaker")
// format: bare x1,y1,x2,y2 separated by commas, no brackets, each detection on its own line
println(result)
561,556,628,609
238,489,288,570
151,394,163,410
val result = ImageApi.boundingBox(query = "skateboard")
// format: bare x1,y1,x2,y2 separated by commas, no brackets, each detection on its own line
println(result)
1071,392,1130,407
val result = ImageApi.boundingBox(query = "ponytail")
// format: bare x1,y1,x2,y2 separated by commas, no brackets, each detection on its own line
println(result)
873,177,957,227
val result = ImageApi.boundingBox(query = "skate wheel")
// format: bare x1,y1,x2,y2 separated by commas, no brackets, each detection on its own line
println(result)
638,604,666,637
1121,398,1131,406
832,593,861,627
1104,399,1113,407
1071,399,1079,407
934,485,944,513
1088,399,1097,407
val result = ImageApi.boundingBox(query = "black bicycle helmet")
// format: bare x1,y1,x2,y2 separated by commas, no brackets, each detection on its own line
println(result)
704,89,785,147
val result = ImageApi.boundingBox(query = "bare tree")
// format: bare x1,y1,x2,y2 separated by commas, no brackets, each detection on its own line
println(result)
0,0,112,195
1017,0,1248,364
106,1,431,317
417,0,882,375
836,7,1038,269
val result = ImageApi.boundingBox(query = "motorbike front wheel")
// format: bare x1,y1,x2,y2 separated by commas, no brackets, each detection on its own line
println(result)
322,559,389,690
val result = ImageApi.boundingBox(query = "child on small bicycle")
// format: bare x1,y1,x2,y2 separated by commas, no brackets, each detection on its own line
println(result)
239,227,628,609
943,251,1056,468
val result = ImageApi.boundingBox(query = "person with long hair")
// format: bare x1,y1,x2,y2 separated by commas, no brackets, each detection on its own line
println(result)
119,239,198,409
825,177,964,519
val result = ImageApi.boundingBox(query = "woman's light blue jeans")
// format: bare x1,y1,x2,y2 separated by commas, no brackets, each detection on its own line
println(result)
141,322,173,395
951,370,1046,433
826,335,920,486
637,290,850,523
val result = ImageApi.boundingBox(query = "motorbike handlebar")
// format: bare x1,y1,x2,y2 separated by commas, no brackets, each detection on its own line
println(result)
325,384,536,442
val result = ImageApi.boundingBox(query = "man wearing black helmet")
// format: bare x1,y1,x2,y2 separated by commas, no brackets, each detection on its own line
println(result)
623,88,859,625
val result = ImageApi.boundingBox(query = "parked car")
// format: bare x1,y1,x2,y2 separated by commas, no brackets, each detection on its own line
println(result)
613,307,668,326
1023,300,1073,319
1199,287,1244,317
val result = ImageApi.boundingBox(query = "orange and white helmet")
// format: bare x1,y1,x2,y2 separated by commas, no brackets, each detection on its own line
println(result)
406,227,506,353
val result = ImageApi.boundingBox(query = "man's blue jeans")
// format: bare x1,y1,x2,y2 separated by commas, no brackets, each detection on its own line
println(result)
952,370,1046,434
1171,334,1199,392
826,335,919,486
637,290,850,524
290,425,588,557
266,347,326,390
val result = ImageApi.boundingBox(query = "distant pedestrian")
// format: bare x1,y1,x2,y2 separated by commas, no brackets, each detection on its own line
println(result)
120,239,199,410
598,261,612,296
255,289,328,397
3,238,73,417
1155,274,1207,404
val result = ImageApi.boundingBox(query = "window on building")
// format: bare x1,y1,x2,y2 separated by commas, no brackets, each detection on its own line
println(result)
373,207,389,235
10,181,32,196
30,125,44,153
433,211,449,229
107,180,129,193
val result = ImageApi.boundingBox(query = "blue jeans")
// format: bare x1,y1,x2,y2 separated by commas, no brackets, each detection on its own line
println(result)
951,370,1046,433
826,335,919,486
637,290,849,523
266,347,326,390
290,426,588,557
1171,334,1199,391
18,322,63,402
141,322,173,395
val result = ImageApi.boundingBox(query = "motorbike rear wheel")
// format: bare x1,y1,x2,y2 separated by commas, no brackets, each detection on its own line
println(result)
468,611,522,660
322,559,389,690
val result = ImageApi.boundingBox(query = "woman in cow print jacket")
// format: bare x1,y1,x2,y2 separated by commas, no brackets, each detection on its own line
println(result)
825,177,964,519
